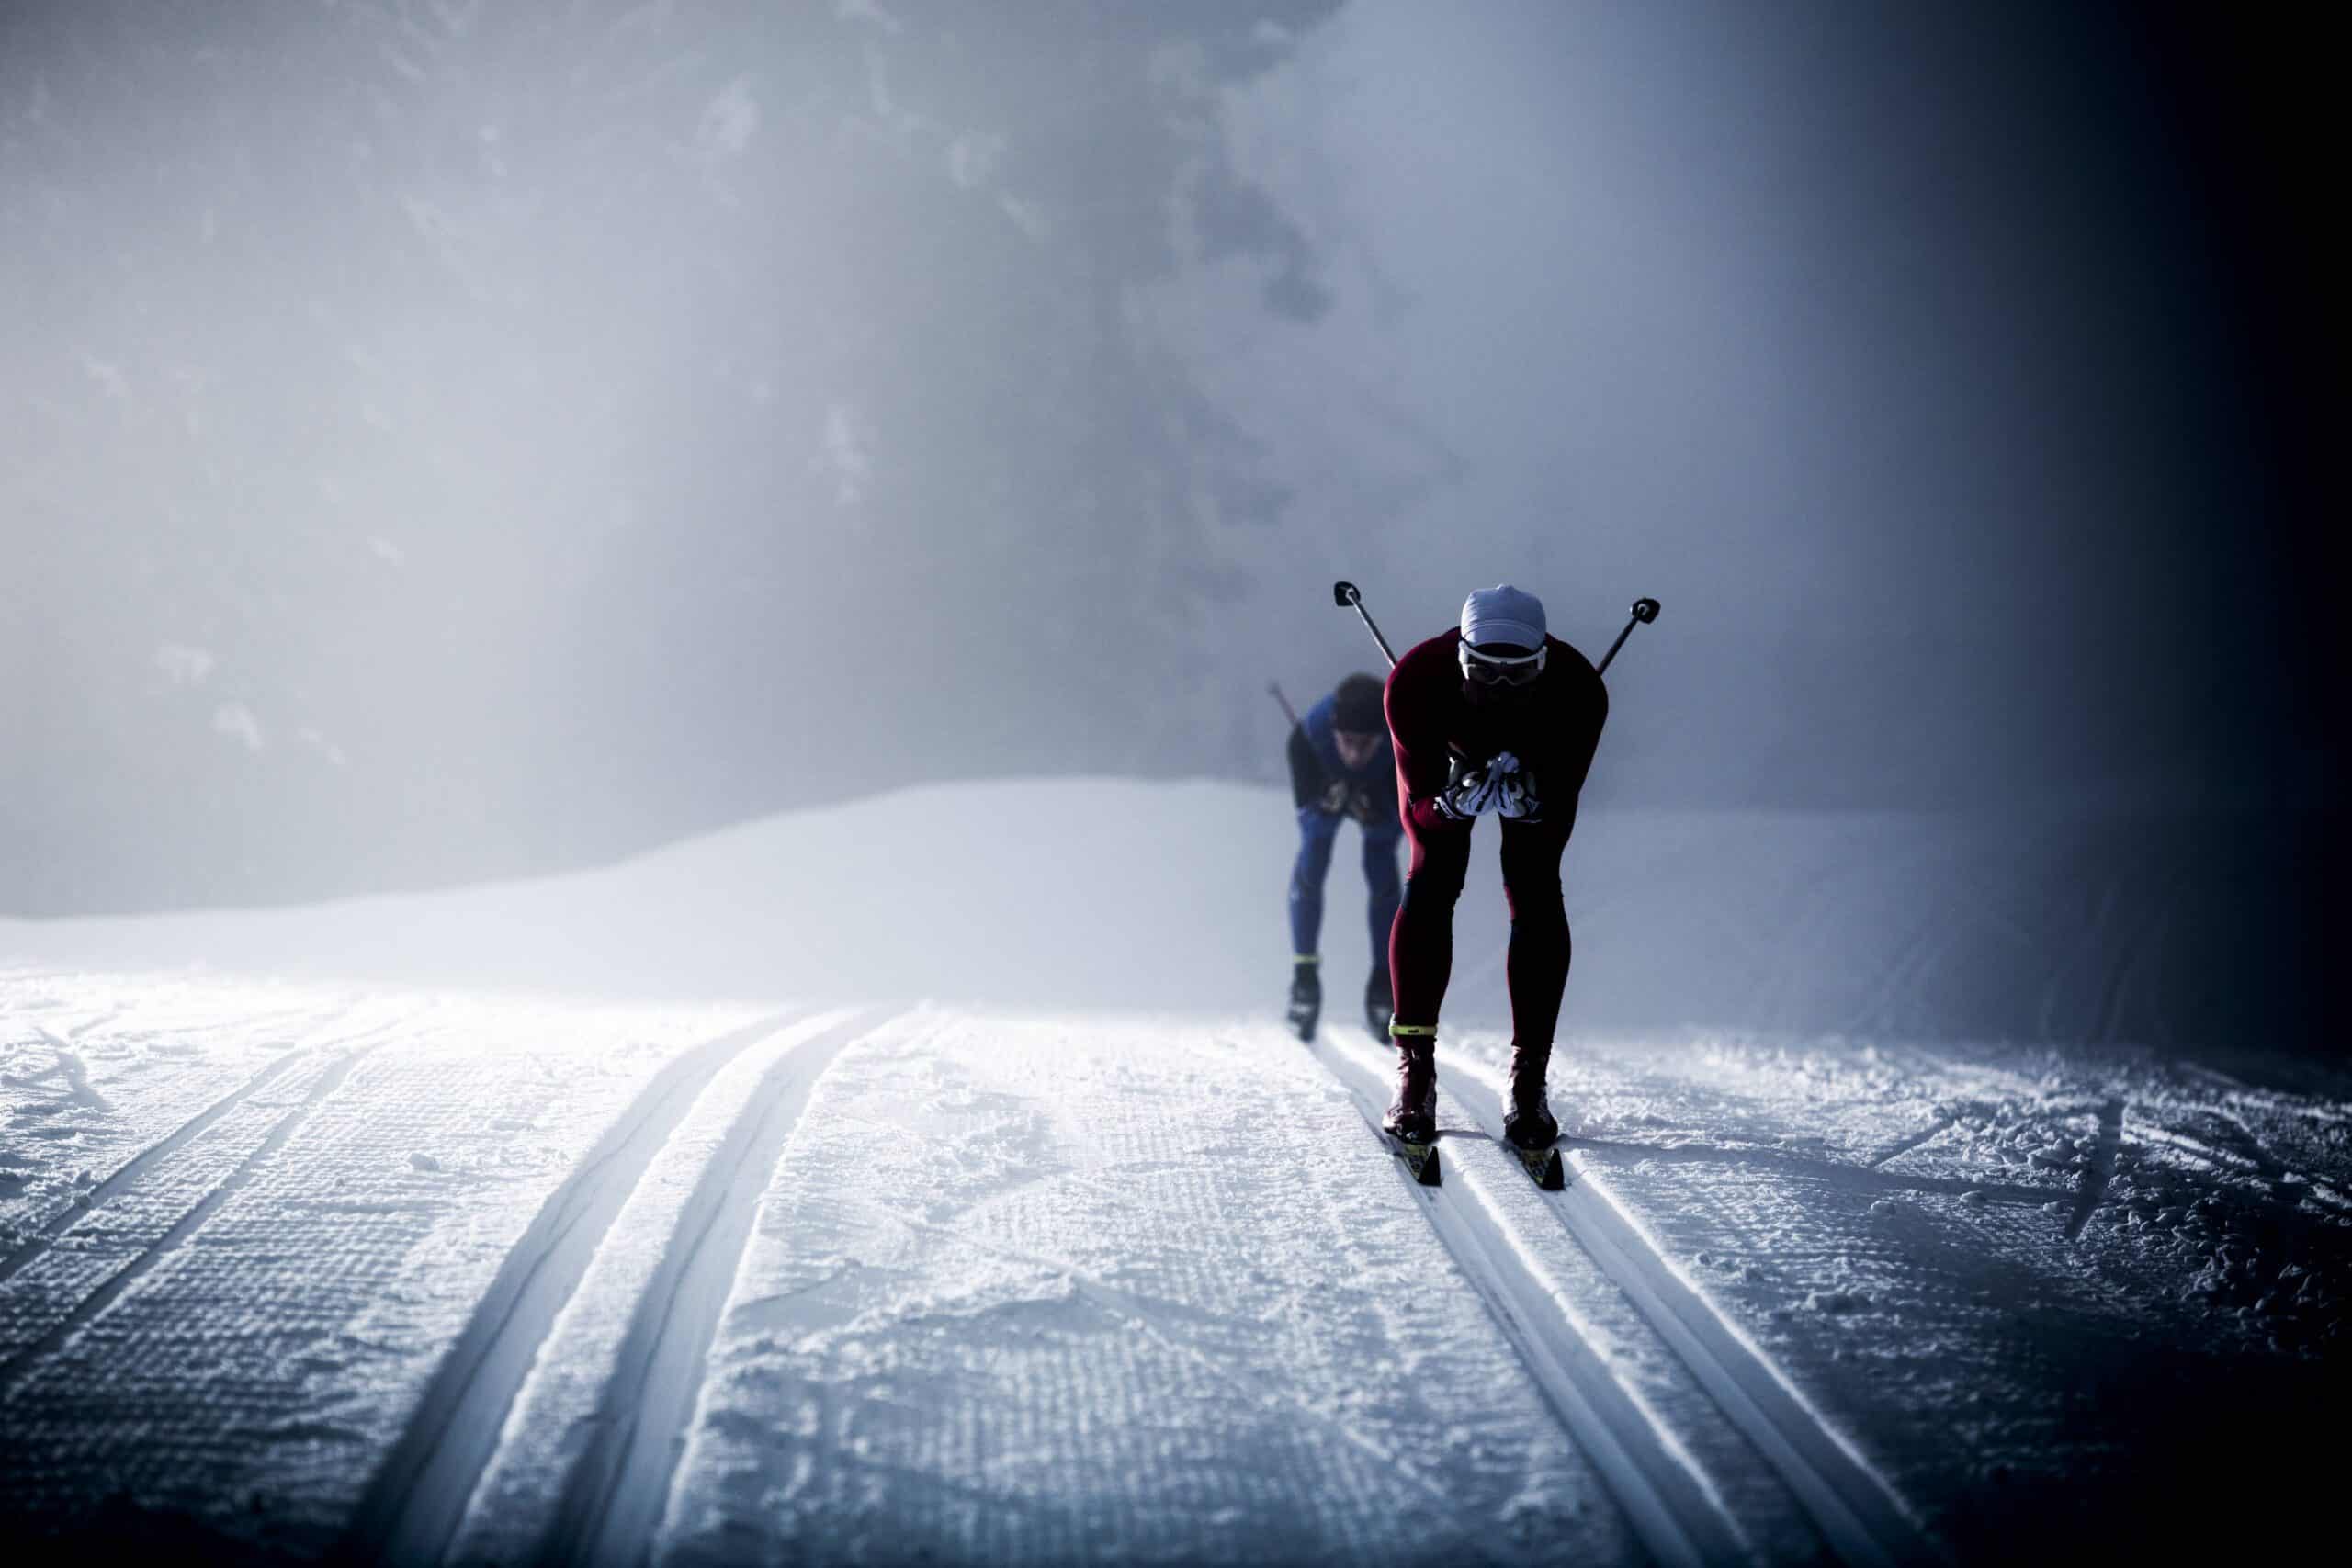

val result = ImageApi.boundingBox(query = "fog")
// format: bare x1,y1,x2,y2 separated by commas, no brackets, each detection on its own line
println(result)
3,1,2335,918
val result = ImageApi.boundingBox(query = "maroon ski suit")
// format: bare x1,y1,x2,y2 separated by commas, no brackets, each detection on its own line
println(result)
1384,628,1609,1048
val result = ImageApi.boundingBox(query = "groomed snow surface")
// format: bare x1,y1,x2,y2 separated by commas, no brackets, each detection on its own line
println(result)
2,780,2346,1564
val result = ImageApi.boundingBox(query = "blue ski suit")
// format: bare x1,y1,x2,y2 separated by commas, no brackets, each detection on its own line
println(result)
1287,692,1402,975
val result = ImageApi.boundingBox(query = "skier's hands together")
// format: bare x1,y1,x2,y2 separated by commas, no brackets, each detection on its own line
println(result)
1496,763,1543,821
1437,750,1523,821
1346,785,1383,825
1317,778,1350,816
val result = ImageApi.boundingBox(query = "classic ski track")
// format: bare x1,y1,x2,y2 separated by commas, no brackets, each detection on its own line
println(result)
1863,1114,1955,1171
2213,1106,2352,1213
543,1005,895,1568
1306,1032,1745,1568
340,1008,806,1568
1439,1051,1946,1568
2140,1110,2349,1218
2063,1098,2125,1241
15,1032,111,1111
0,1004,430,1287
0,1040,384,1403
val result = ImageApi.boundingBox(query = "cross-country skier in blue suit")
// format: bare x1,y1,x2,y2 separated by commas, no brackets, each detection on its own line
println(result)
1285,673,1402,1041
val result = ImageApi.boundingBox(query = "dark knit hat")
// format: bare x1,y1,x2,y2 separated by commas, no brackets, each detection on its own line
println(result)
1333,673,1385,732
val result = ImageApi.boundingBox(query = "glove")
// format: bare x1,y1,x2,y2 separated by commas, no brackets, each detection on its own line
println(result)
1346,786,1382,825
1317,778,1349,815
1436,750,1520,821
1496,763,1543,821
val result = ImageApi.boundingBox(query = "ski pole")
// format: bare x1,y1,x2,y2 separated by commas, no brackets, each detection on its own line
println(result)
1339,581,1660,674
1331,581,1399,670
1267,681,1303,729
1594,597,1661,677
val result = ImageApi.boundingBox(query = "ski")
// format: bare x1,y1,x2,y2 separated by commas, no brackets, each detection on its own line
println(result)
1385,1130,1442,1186
1510,1143,1566,1191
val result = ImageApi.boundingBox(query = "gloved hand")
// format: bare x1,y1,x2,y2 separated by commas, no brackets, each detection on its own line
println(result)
1436,750,1521,821
1496,763,1543,821
1346,785,1383,825
1317,778,1350,815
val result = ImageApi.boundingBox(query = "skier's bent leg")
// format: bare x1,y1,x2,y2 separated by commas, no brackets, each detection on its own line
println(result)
1288,808,1340,959
1363,826,1403,978
1361,825,1404,1039
1498,816,1574,1146
1498,816,1576,1051
1389,819,1471,1034
1285,811,1341,1036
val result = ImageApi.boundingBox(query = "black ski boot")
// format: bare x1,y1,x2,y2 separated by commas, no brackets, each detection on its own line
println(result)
1383,1034,1437,1143
1363,970,1394,1043
1286,958,1322,1041
1502,1044,1559,1150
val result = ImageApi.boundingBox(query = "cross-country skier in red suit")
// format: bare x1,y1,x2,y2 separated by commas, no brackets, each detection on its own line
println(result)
1382,584,1608,1149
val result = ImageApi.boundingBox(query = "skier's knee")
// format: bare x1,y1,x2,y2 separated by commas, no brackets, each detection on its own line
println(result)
1403,865,1465,910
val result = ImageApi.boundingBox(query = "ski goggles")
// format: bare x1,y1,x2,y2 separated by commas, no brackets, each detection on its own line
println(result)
1458,642,1547,686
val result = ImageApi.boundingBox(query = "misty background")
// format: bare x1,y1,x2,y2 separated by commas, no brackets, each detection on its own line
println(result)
2,1,2336,938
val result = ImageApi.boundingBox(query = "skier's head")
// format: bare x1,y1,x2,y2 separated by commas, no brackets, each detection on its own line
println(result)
1331,672,1386,766
1458,584,1547,705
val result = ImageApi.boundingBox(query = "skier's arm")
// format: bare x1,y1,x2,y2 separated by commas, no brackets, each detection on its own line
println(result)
1385,671,1464,836
1541,671,1611,810
1565,673,1610,798
1288,725,1336,812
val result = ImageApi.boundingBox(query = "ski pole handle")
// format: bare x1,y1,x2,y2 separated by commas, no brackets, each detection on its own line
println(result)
1594,597,1660,677
1331,581,1400,670
1266,681,1303,729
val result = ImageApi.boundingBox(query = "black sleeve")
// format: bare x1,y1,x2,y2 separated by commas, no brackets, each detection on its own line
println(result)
1542,667,1610,805
1287,725,1331,809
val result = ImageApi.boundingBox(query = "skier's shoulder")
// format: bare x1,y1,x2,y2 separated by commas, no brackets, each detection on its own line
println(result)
1390,628,1462,689
1537,635,1592,681
1543,636,1608,715
1301,691,1338,736
1383,632,1457,728
1540,633,1592,671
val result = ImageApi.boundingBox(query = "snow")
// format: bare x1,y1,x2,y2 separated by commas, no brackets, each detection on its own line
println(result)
662,1010,1632,1564
1,780,2346,1560
0,781,2303,1058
